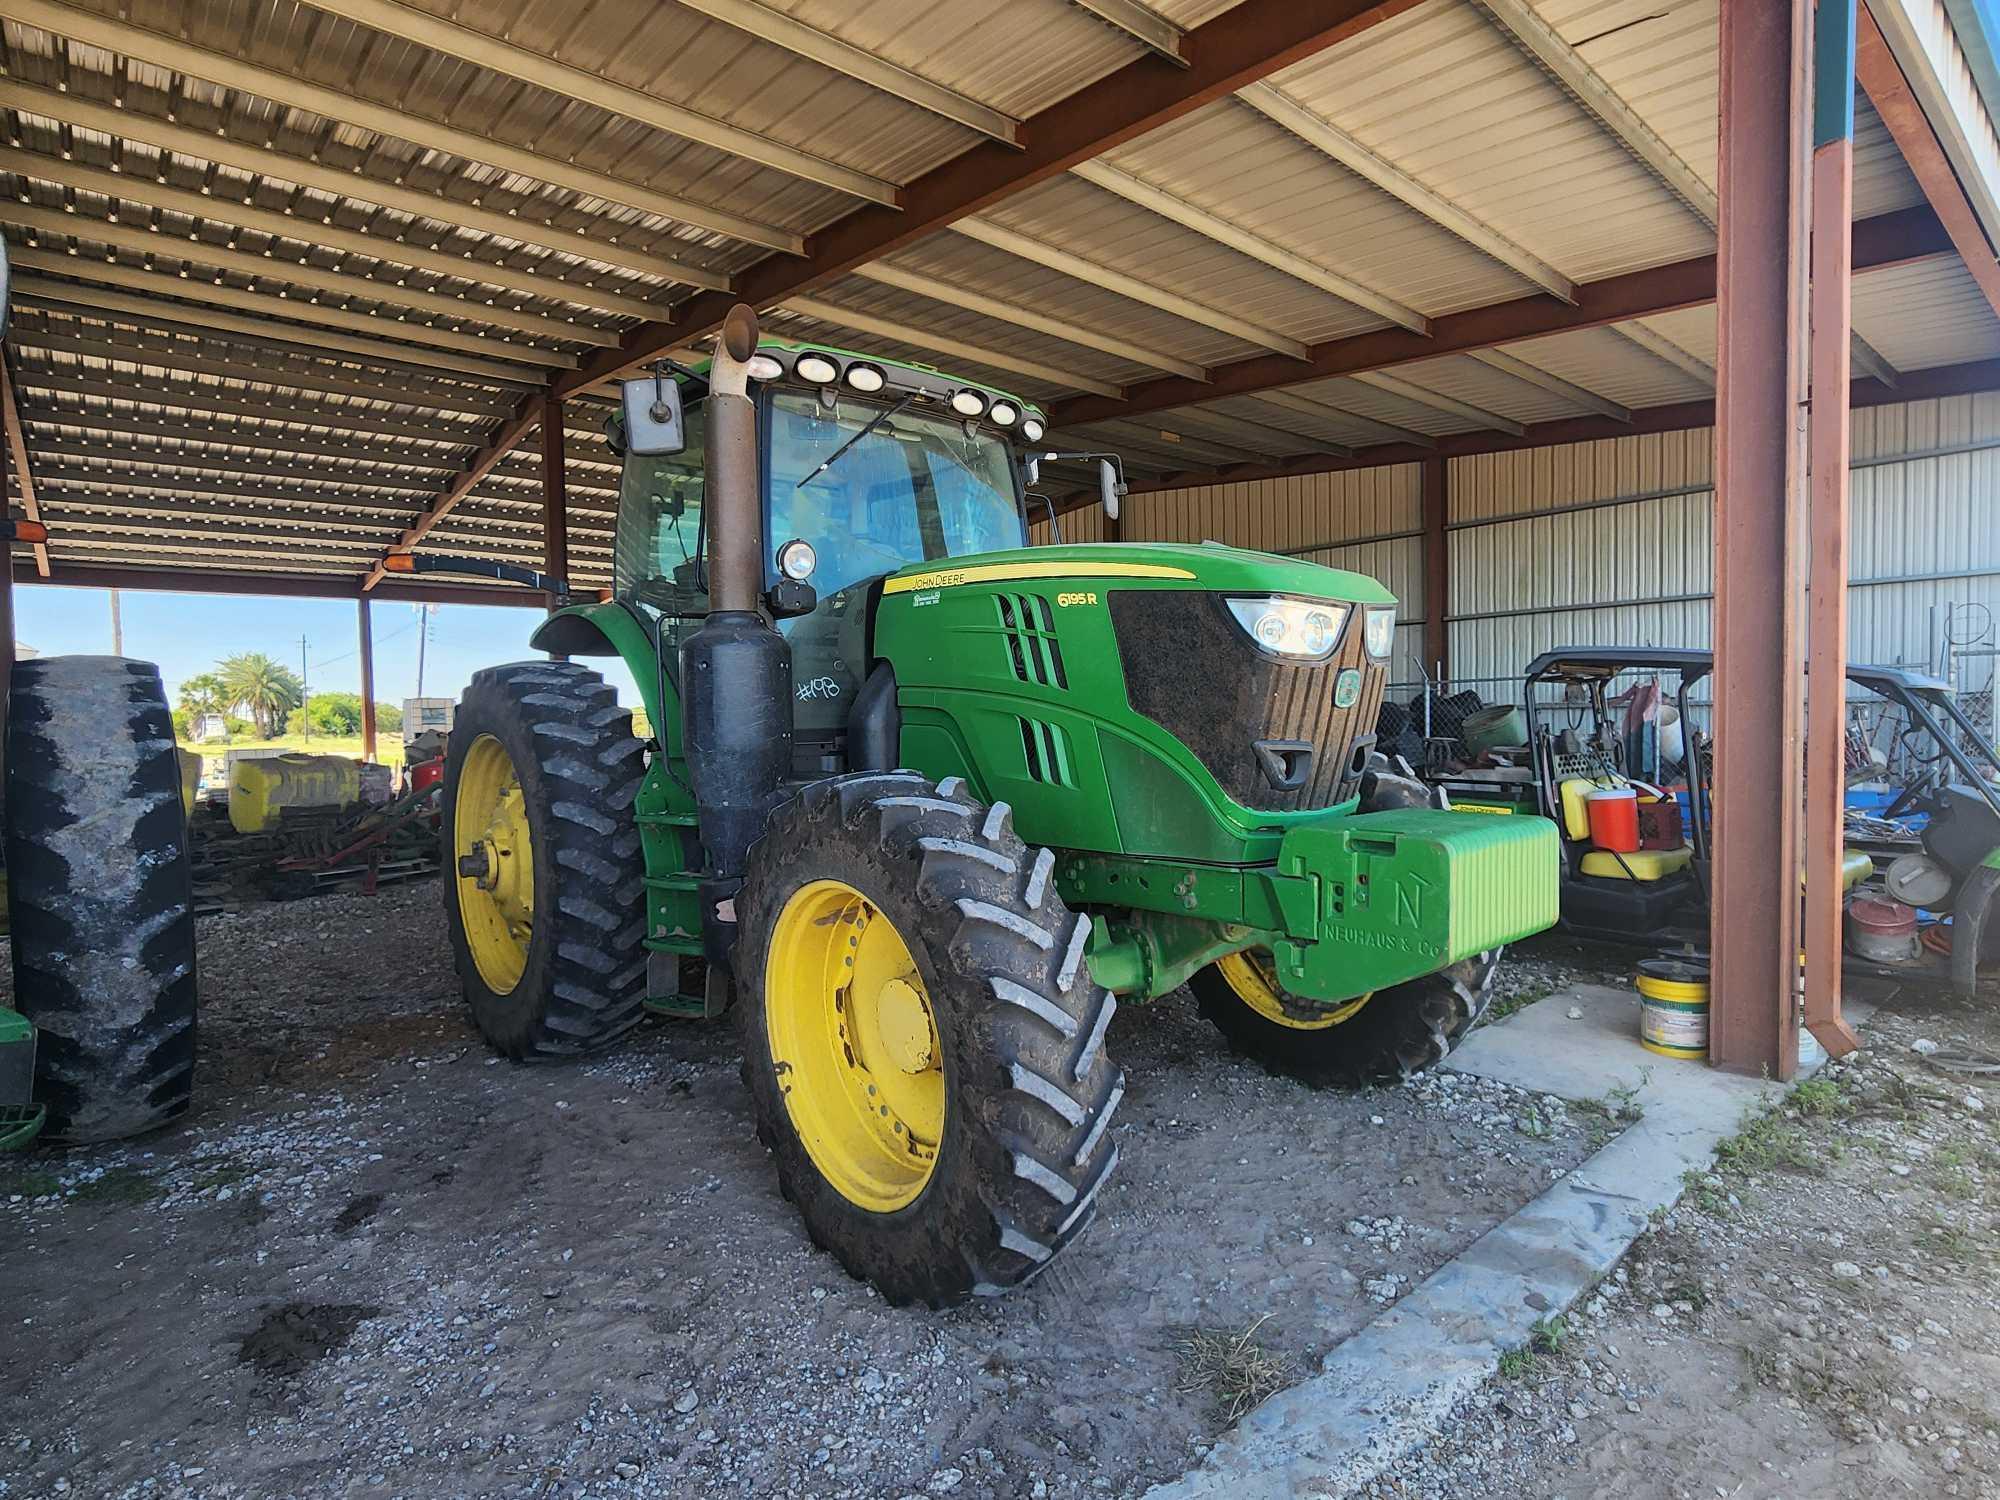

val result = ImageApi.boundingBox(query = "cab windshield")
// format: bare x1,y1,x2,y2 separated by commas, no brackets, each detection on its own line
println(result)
765,389,1026,595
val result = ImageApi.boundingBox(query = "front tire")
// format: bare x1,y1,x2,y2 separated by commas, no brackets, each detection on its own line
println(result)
736,772,1122,1308
1192,947,1501,1088
441,661,648,1060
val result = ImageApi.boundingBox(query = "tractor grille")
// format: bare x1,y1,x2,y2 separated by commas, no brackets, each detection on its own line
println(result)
994,592,1068,689
1110,590,1385,813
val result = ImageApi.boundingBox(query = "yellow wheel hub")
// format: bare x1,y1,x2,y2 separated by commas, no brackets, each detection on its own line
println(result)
1219,950,1371,1030
454,734,535,993
765,879,944,1212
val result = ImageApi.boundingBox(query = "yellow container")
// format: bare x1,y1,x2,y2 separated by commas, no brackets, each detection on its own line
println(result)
176,747,202,818
1636,962,1709,1060
228,753,361,834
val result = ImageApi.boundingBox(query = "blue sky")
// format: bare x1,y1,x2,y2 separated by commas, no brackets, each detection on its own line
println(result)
15,585,642,715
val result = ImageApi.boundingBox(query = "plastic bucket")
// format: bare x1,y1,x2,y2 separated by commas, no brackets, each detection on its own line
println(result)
1586,787,1641,852
1636,958,1709,1060
1460,704,1528,755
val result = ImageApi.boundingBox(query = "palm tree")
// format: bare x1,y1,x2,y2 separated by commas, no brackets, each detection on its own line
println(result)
177,672,227,721
218,652,303,738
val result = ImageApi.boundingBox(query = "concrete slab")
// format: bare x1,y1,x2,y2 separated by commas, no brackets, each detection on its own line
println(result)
1148,983,1874,1500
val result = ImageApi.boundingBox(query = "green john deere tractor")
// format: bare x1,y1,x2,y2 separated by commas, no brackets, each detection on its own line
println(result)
431,304,1559,1306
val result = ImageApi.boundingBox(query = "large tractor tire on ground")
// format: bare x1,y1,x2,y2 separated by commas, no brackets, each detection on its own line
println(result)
441,661,648,1060
1190,947,1502,1089
736,771,1122,1308
6,656,197,1141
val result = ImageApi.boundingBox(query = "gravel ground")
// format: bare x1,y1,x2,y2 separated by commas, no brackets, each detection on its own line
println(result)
0,884,1593,1500
1352,960,2000,1500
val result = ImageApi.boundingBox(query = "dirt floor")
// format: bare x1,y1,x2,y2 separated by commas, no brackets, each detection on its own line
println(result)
0,883,1593,1500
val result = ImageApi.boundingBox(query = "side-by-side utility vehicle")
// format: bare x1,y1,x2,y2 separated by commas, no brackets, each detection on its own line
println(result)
427,305,1559,1305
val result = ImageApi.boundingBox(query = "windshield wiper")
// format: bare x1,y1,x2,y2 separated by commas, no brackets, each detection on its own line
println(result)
796,393,917,491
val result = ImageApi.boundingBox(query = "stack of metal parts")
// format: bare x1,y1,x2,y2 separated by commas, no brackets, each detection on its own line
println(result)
188,782,441,910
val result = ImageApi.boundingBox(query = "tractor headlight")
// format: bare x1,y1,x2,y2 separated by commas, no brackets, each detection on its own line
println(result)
776,538,818,581
1225,597,1348,659
1362,605,1396,660
1021,416,1045,443
845,361,885,393
951,388,989,418
795,352,839,384
990,399,1019,427
746,353,785,381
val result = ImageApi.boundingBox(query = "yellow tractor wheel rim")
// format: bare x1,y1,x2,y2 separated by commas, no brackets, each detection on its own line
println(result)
1218,950,1371,1030
766,879,944,1212
453,734,535,994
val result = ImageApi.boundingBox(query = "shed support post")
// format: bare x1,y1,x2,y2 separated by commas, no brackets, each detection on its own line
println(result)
358,596,378,764
1422,455,1449,686
1710,0,1809,1079
540,393,569,614
1805,0,1862,1058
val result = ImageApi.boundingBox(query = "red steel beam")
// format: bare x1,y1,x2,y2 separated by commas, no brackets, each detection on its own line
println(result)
540,393,569,611
1806,0,1863,1058
1051,205,1950,430
15,562,548,607
1858,5,2000,321
1067,354,1999,504
371,0,1428,583
1709,0,1806,1080
0,359,52,577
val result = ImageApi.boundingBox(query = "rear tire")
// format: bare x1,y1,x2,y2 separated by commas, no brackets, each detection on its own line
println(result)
441,661,647,1060
6,656,197,1142
1192,948,1502,1088
736,772,1122,1308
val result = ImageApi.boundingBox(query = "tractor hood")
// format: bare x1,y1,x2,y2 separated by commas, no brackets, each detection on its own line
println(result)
873,540,1404,865
879,542,1398,605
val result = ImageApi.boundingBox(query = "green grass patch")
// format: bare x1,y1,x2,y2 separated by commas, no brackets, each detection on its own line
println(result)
71,1167,161,1205
0,1168,61,1198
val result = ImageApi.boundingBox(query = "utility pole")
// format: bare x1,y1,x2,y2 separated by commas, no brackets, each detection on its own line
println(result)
415,604,430,699
299,633,310,743
109,588,122,655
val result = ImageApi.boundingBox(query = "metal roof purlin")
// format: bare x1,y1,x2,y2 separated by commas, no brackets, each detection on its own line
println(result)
373,0,1429,587
1046,205,1951,427
8,0,797,256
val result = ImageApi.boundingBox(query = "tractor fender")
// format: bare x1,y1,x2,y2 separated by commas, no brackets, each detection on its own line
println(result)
1951,861,2000,996
530,602,666,738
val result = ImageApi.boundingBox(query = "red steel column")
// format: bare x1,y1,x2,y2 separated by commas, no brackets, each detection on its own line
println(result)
357,596,378,764
1804,0,1862,1057
1710,0,1809,1078
1421,455,1449,685
539,393,569,612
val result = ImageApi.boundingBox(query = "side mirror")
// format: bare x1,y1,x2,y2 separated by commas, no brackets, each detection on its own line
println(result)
620,369,685,456
1024,455,1041,487
1099,458,1123,521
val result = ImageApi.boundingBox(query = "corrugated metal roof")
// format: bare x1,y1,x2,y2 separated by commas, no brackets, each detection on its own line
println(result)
3,0,1996,593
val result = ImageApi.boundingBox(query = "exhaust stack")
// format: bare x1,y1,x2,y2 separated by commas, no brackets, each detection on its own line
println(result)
681,304,793,972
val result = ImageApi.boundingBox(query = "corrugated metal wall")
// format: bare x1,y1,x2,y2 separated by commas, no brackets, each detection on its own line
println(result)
1036,391,2000,706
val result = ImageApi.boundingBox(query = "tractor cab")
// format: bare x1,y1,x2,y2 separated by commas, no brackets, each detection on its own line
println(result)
608,341,1048,771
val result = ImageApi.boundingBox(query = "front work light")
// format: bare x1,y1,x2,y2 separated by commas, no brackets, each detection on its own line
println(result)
795,352,839,384
845,362,886,393
746,354,785,381
989,399,1019,427
1362,605,1396,660
776,537,818,581
1225,597,1349,660
950,388,988,418
1021,416,1045,443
